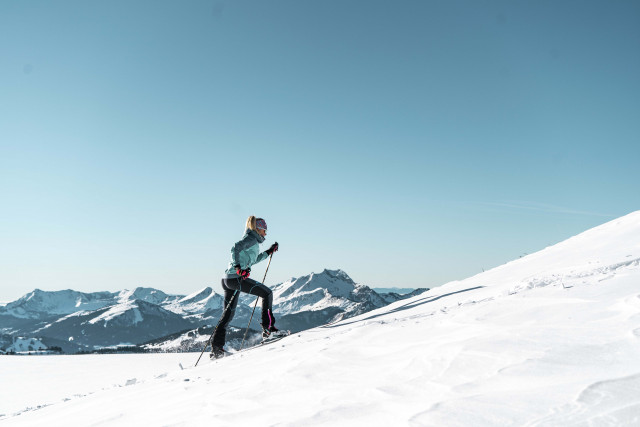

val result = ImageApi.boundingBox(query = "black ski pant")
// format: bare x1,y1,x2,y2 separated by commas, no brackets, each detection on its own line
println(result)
211,277,275,348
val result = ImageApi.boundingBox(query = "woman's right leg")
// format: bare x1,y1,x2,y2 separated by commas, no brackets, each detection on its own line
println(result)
211,279,240,348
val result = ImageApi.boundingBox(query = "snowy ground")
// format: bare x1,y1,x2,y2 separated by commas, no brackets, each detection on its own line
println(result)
2,212,640,426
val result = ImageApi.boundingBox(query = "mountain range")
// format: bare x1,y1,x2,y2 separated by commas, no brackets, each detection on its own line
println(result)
0,269,427,353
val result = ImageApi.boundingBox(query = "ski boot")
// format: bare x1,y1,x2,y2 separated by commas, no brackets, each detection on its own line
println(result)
210,345,227,359
262,326,290,343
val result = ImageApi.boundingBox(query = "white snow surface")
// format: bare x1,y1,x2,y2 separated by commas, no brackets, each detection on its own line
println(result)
2,212,640,426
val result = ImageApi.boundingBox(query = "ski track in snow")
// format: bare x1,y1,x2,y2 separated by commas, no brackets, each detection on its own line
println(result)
2,212,640,426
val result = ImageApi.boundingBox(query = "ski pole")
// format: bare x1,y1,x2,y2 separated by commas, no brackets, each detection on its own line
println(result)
239,253,273,350
195,289,238,367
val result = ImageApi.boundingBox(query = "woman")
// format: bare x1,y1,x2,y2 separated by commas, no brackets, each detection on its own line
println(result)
210,215,283,358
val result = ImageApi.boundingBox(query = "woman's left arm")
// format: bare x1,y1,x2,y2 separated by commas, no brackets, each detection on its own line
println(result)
255,242,279,264
255,251,269,264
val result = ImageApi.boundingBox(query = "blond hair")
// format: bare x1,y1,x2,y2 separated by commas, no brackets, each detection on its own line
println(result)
245,215,257,231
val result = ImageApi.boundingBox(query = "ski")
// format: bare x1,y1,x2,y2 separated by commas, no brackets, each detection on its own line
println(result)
260,329,290,346
207,330,291,361
209,348,231,360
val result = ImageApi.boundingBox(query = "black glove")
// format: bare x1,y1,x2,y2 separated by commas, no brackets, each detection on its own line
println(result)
235,265,250,279
266,242,279,256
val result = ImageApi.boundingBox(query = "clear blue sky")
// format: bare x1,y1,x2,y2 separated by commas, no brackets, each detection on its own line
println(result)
1,0,639,302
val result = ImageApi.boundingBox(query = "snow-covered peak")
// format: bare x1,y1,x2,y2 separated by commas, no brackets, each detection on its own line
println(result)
166,287,224,316
86,299,180,327
178,287,214,304
117,287,174,305
88,300,142,326
0,289,117,319
269,269,384,318
274,269,356,300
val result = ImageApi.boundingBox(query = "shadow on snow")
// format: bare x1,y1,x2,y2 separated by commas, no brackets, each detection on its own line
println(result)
320,286,485,329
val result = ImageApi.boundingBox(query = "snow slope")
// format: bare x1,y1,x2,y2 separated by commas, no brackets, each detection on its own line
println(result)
2,212,640,426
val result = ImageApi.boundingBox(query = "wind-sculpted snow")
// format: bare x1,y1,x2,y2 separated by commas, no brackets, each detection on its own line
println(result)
3,211,639,425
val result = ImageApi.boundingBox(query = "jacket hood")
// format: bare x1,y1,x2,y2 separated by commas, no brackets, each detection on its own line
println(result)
246,228,265,244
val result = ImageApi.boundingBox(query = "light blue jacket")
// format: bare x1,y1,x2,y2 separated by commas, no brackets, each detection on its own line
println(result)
224,229,269,278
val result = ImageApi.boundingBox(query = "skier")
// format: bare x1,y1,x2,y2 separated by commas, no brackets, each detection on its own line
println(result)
210,215,285,358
